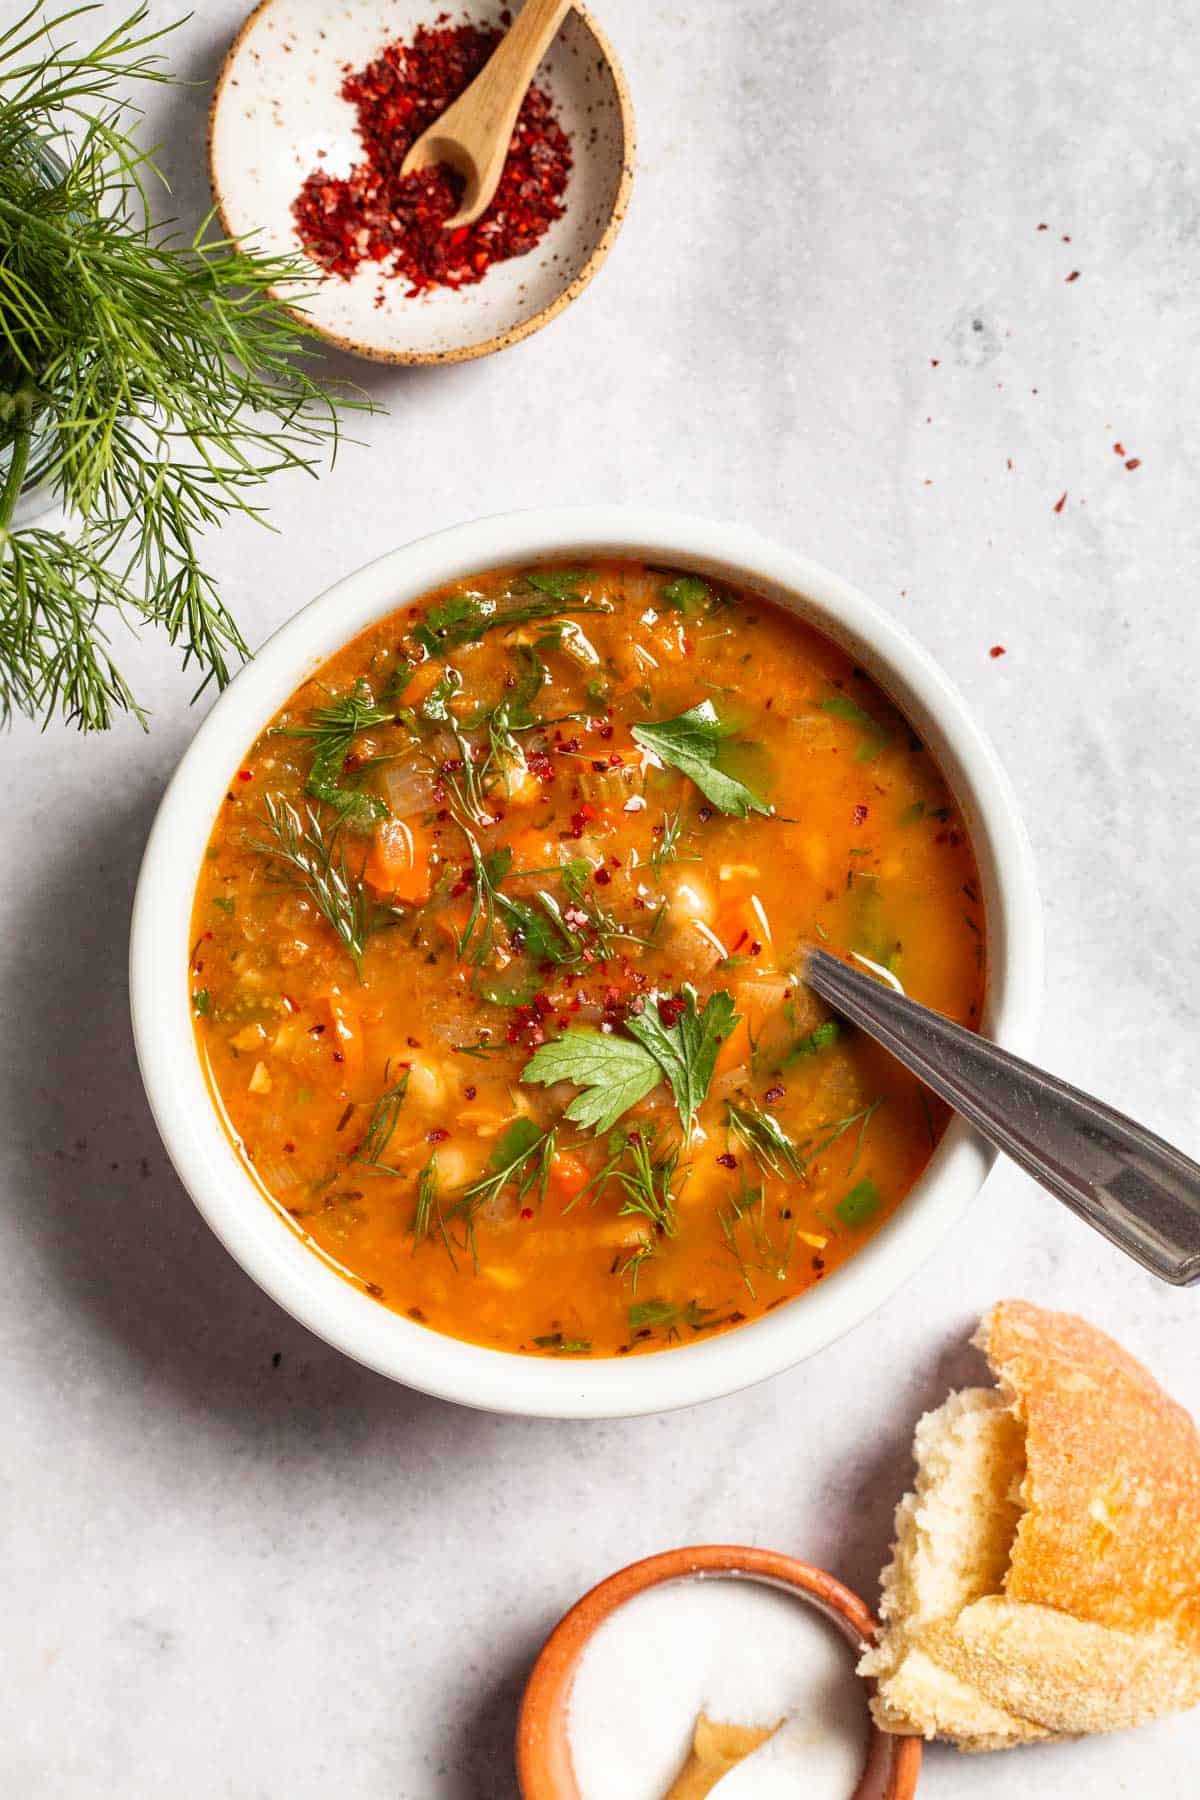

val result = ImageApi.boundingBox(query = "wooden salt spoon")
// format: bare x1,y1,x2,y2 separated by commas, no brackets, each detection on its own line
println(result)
400,0,572,229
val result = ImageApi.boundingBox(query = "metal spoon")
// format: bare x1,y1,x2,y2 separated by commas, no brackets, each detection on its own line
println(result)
802,947,1200,1285
400,0,572,230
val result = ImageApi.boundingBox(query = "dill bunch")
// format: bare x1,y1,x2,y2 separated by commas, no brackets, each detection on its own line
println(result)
0,5,365,730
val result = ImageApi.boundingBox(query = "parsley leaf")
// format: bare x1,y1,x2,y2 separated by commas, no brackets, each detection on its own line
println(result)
659,575,712,614
631,701,771,818
628,1297,721,1333
624,986,738,1139
415,583,606,651
837,1177,881,1227
782,1020,841,1065
277,682,392,827
521,1030,664,1134
525,568,592,597
521,986,737,1136
817,695,892,761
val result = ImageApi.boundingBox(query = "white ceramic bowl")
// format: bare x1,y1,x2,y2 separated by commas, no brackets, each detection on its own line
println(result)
130,508,1042,1418
209,0,634,363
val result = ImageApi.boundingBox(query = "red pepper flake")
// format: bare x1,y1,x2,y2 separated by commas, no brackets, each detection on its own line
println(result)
853,804,869,826
656,995,687,1027
1125,457,1142,471
1037,222,1049,230
715,1152,738,1170
989,644,1006,658
764,1085,785,1103
282,1141,296,1155
464,1084,477,1100
526,749,554,783
237,769,253,782
520,1206,535,1220
593,866,612,886
1053,491,1068,514
292,23,572,296
1065,270,1080,283
426,1127,450,1144
930,358,940,366
1113,441,1125,456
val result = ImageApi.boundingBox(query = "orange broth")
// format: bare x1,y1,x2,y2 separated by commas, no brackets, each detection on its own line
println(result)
190,560,985,1358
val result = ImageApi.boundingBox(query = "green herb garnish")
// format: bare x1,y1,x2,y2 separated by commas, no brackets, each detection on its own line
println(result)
415,583,606,651
191,988,210,1017
352,1068,410,1174
836,1177,881,1227
522,1031,663,1134
782,1020,841,1065
522,987,737,1137
624,986,739,1140
278,683,392,826
0,6,362,731
726,1101,806,1179
628,1297,721,1334
250,794,393,980
614,1133,681,1237
532,1332,592,1354
816,695,892,761
659,575,712,614
632,701,771,818
445,1120,557,1262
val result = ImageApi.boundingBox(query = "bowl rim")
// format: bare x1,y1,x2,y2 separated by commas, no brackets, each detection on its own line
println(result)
514,1544,922,1799
207,0,637,366
129,504,1043,1419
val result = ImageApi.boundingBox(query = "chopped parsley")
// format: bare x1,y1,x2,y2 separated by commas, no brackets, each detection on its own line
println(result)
632,701,771,818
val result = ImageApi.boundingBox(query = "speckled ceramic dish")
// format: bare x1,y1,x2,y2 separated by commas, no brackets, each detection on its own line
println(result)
516,1545,923,1798
209,0,635,363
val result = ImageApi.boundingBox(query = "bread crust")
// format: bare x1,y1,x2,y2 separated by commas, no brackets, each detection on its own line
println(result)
977,1300,1200,1658
864,1301,1200,1748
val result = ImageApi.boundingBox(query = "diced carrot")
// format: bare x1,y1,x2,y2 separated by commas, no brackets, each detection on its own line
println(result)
716,893,774,955
363,818,431,903
548,1150,590,1202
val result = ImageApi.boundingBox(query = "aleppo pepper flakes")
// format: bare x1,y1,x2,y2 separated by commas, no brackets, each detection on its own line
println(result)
292,19,572,297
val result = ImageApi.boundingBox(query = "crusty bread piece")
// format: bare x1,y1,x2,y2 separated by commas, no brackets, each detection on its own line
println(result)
858,1301,1200,1749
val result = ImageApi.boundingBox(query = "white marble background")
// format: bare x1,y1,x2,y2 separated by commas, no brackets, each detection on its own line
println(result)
2,0,1198,1794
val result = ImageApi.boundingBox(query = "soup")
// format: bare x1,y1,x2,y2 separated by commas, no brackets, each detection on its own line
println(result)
190,561,985,1358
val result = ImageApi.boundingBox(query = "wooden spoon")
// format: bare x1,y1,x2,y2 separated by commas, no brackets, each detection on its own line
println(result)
400,0,573,230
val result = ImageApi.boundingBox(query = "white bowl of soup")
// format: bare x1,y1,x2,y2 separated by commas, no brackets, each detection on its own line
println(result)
131,508,1041,1417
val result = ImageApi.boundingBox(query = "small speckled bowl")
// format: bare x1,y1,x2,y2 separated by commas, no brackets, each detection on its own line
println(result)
516,1545,922,1798
209,0,635,363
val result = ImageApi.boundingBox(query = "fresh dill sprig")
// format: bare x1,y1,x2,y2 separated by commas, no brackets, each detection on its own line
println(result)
615,1133,681,1237
351,1067,410,1174
726,1101,807,1179
442,1119,556,1265
250,794,394,980
649,809,699,872
718,1176,797,1297
276,683,392,826
412,1154,445,1253
0,6,365,730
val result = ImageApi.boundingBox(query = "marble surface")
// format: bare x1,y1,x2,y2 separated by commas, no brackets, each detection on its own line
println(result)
2,0,1198,1794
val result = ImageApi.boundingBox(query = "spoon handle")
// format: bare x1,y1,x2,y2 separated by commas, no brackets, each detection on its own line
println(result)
803,948,1200,1285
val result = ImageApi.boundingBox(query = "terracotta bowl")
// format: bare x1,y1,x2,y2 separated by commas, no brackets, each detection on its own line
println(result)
516,1545,922,1798
208,0,635,363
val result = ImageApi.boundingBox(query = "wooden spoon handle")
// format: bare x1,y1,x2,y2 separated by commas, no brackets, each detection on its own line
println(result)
471,0,573,146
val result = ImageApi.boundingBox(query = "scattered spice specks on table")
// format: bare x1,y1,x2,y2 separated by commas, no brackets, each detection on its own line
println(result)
989,645,1007,658
291,17,572,297
1054,491,1068,513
